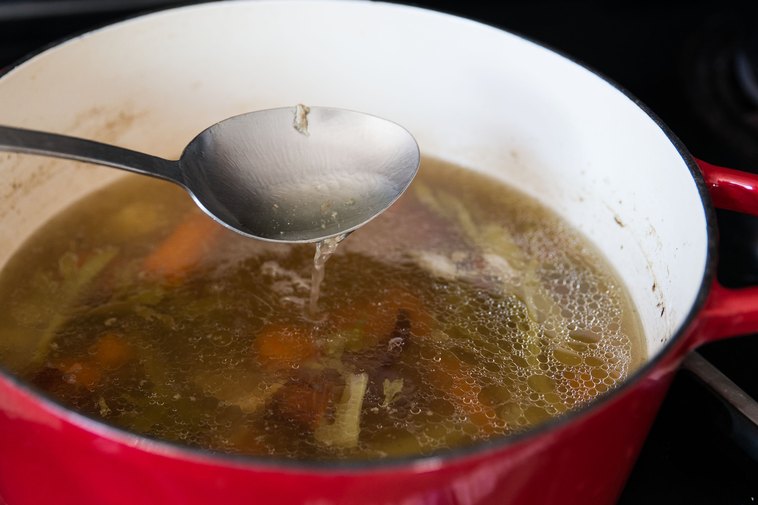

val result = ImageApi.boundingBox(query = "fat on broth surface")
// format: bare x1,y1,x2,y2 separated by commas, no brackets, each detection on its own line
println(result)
0,157,644,459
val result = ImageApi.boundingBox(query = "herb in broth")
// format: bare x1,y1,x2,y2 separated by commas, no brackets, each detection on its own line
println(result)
0,158,645,459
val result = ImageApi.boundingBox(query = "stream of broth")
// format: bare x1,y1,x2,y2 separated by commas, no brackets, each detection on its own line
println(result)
0,157,645,459
309,234,346,316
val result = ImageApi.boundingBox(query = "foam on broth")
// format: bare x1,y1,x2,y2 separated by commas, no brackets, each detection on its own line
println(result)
0,157,645,459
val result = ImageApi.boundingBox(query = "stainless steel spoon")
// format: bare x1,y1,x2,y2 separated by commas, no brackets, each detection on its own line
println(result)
0,106,420,243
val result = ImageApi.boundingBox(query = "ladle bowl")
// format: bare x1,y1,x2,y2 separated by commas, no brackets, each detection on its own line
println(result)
0,106,421,243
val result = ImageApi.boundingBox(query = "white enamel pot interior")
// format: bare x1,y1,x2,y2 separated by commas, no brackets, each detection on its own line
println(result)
0,0,710,451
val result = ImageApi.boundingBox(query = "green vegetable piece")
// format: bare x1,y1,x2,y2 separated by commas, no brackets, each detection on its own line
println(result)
7,246,119,372
58,251,80,280
381,378,404,408
314,372,368,449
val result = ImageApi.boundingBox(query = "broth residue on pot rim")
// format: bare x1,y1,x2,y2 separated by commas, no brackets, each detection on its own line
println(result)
0,157,645,459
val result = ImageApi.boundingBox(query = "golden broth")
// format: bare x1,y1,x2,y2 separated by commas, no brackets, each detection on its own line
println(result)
0,158,644,459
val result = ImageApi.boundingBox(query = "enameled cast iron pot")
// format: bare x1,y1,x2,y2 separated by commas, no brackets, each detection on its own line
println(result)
1,2,757,504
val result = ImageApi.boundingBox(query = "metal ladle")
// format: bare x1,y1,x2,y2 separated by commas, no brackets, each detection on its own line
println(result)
0,106,420,242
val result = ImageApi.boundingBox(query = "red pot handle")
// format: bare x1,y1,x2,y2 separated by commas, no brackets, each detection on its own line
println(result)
696,158,758,342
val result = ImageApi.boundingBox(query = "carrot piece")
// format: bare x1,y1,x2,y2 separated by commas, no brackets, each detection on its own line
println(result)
333,302,398,348
252,325,317,371
49,334,134,391
89,333,133,370
54,358,102,391
142,211,222,282
387,289,435,336
272,380,335,430
330,288,436,349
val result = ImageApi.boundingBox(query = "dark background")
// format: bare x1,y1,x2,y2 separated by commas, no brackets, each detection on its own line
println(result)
0,1,756,503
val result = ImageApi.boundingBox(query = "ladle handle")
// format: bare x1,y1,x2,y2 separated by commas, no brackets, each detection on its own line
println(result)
0,125,182,183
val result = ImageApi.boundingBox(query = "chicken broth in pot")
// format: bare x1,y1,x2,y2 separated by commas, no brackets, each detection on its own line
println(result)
0,157,644,459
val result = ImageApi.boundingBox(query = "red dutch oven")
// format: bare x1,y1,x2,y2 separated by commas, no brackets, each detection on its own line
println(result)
0,2,757,504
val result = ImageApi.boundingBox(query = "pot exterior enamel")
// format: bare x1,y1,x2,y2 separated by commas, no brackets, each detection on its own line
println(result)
0,2,732,504
0,345,684,505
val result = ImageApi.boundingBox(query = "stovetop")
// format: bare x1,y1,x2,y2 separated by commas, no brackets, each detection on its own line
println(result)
0,1,756,503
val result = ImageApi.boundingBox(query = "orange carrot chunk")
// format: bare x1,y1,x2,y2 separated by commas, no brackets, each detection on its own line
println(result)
54,359,102,391
330,288,436,349
89,333,134,370
252,325,317,371
272,380,335,430
142,211,222,282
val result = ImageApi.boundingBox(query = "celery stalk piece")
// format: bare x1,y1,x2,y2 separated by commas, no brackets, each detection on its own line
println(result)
314,372,369,449
3,246,119,373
